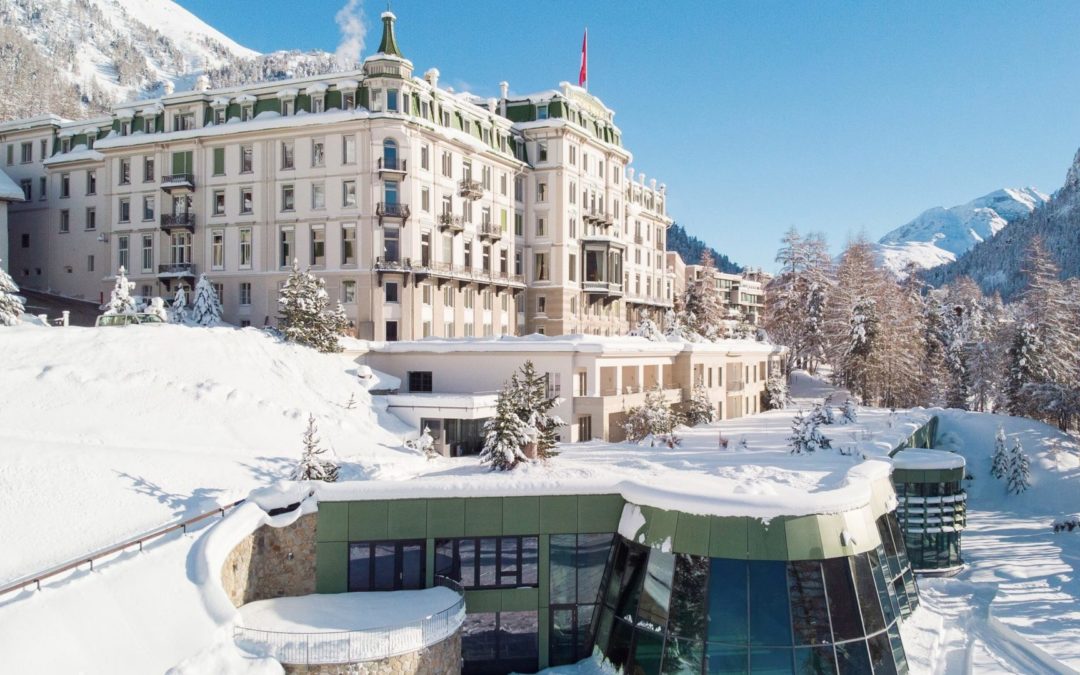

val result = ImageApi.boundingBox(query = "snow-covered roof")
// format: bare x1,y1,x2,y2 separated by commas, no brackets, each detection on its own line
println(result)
43,147,105,167
893,448,966,471
357,333,781,356
0,168,25,201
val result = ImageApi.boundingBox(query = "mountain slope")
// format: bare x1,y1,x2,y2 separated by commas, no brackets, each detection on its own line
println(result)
874,187,1047,276
924,150,1080,299
0,0,342,121
666,223,742,273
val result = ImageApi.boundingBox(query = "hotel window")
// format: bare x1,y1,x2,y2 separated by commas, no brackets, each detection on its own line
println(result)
282,99,294,117
311,226,325,267
536,181,547,202
85,207,96,231
441,151,452,177
569,253,577,282
464,240,472,268
483,289,493,311
342,180,357,207
443,285,454,307
422,321,432,337
514,213,523,236
61,138,71,154
239,228,252,268
213,108,226,125
569,181,576,204
343,135,356,164
342,91,355,110
312,139,325,167
281,141,294,169
241,104,253,121
342,224,357,265
60,173,70,198
385,321,399,341
86,170,97,195
119,198,130,223
312,96,325,113
441,109,451,127
239,283,252,306
535,253,548,281
444,320,454,337
422,285,432,305
420,187,430,212
420,144,429,170
464,288,475,310
385,282,399,303
240,145,253,173
211,230,225,270
280,228,295,268
536,217,546,237
117,235,129,271
39,138,47,159
141,234,153,272
537,104,549,120
569,145,577,165
537,296,546,314
174,112,195,131
281,185,295,212
19,180,29,201
87,254,95,272
312,182,325,209
383,226,400,263
240,187,253,214
342,280,356,303
19,142,31,163
38,176,45,200
435,537,538,589
537,142,548,162
212,147,225,176
144,157,155,182
387,89,399,112
213,190,226,215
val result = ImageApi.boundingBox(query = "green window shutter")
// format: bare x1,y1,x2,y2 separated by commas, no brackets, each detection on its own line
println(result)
213,148,225,176
171,151,193,175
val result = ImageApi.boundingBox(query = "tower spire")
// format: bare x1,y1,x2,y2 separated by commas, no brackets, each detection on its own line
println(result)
377,10,401,57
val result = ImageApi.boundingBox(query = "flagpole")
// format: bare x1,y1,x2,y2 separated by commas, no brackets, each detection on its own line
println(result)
584,27,588,91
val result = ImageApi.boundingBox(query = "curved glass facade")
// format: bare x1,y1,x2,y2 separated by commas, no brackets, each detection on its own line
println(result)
591,514,917,674
894,473,966,571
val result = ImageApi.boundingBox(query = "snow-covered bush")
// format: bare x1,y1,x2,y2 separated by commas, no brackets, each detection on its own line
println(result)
810,401,835,426
171,286,188,323
623,386,683,446
1007,437,1030,495
405,426,437,458
292,414,339,482
789,410,832,454
104,266,137,316
839,398,858,423
0,261,25,326
330,300,350,336
144,297,168,322
683,382,715,426
764,374,790,410
991,426,1009,480
190,274,223,326
481,389,532,470
278,259,343,353
480,360,564,470
632,317,664,342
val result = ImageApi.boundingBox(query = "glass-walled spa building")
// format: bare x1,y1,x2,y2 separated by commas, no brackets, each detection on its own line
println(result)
891,449,967,572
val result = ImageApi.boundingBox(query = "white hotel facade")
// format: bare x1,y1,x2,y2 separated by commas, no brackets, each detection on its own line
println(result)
0,13,675,340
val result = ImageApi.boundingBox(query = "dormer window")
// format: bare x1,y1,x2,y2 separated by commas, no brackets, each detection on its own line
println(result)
61,138,71,153
537,142,548,163
342,92,355,110
214,108,226,125
441,110,451,127
174,112,195,131
312,96,325,113
241,105,253,121
421,100,430,119
86,136,94,149
537,104,549,120
282,100,294,117
120,121,130,136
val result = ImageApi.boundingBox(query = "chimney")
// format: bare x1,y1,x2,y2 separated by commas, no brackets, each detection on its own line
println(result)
627,167,635,182
487,98,497,113
638,172,646,185
163,81,175,96
424,68,440,89
499,81,509,116
650,178,657,191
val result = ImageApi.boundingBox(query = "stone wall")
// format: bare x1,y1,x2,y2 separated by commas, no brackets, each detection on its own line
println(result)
282,631,462,675
221,512,317,606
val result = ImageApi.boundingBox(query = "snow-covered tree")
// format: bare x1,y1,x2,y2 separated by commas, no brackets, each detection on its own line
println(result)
171,286,188,324
144,297,167,322
681,250,726,340
632,317,664,342
278,259,342,353
513,361,564,458
1007,437,1030,495
839,398,858,424
764,373,789,410
991,426,1009,480
623,386,683,445
405,426,437,458
104,266,137,316
480,360,564,470
684,382,715,426
789,410,832,454
291,414,339,482
190,274,223,326
480,386,533,470
810,401,835,425
0,261,25,326
329,301,350,336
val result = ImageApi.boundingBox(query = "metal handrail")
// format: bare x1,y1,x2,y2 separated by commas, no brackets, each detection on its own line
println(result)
0,499,245,598
233,575,466,665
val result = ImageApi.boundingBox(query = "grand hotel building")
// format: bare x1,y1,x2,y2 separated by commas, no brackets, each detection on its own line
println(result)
0,13,675,340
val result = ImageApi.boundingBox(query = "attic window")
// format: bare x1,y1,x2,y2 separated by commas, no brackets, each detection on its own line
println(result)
214,108,226,125
61,138,71,153
537,104,549,120
312,96,325,113
386,89,398,112
342,92,355,110
241,105,253,121
282,100,294,117
120,121,130,136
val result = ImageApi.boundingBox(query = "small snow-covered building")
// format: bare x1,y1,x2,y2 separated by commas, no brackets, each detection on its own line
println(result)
0,166,25,271
891,448,967,573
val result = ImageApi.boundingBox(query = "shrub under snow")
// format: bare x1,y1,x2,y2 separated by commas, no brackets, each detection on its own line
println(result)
104,267,137,316
789,410,832,454
190,274,223,326
624,386,683,447
0,261,25,326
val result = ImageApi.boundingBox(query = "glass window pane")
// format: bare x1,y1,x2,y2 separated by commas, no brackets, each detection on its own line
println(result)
749,560,792,646
615,544,649,618
577,604,597,661
663,636,704,675
593,605,615,655
793,646,837,675
606,617,635,671
706,644,748,675
633,628,665,675
498,611,538,660
401,543,423,590
637,550,676,628
500,536,519,578
708,558,748,644
479,538,497,587
750,647,793,674
550,535,577,604
459,539,476,588
868,631,898,675
852,554,886,634
461,612,497,662
579,534,613,603
434,539,454,581
868,549,898,627
522,536,539,586
550,608,575,666
669,554,710,642
835,639,872,674
788,560,832,646
822,557,863,641
602,539,629,608
888,623,908,674
373,543,396,590
347,543,370,591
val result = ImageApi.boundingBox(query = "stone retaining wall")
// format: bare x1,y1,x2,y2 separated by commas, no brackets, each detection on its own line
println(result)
221,512,317,606
281,631,462,675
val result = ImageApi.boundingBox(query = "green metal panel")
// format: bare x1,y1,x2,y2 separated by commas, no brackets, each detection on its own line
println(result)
539,495,578,534
254,97,279,116
427,498,465,537
746,518,770,559
464,589,502,613
538,534,550,608
226,103,240,121
315,541,348,593
425,538,435,587
502,496,540,535
326,91,342,110
316,502,349,542
709,517,748,559
674,513,710,556
171,151,192,175
784,514,825,560
815,514,849,559
578,494,623,532
760,517,790,560
549,101,565,118
387,499,427,539
500,587,539,611
464,497,503,536
642,506,678,549
296,94,312,113
538,607,550,670
348,501,388,540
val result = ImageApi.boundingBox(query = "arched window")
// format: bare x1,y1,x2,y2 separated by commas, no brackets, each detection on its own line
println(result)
383,139,398,170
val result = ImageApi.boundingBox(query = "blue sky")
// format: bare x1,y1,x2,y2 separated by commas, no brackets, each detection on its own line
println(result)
178,0,1080,270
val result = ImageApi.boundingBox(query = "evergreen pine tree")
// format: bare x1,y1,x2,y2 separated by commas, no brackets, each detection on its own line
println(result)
632,317,664,341
104,266,137,316
0,260,25,326
1007,437,1031,494
681,250,726,340
764,374,790,410
990,426,1009,480
1005,321,1041,416
190,274,223,326
171,286,188,323
292,414,339,482
480,384,532,470
330,300,350,336
684,382,715,425
623,386,683,445
278,259,343,353
839,398,858,423
789,410,832,454
514,361,564,458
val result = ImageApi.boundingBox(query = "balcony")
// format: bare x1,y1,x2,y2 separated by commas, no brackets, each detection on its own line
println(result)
158,262,196,278
160,213,196,232
634,235,644,245
458,179,483,200
727,380,745,394
437,212,463,233
478,222,502,241
376,157,407,175
583,280,623,300
376,202,411,225
428,261,526,289
161,173,195,193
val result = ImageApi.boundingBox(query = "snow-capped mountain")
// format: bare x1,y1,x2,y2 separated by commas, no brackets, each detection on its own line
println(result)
0,0,343,121
873,187,1048,276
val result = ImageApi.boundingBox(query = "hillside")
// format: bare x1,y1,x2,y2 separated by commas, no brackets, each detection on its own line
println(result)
874,187,1047,277
666,223,742,272
924,150,1080,299
0,0,342,121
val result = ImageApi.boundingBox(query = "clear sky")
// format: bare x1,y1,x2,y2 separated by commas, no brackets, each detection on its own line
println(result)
178,0,1080,271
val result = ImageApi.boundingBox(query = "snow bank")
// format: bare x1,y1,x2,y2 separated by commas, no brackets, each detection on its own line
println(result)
892,448,966,471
